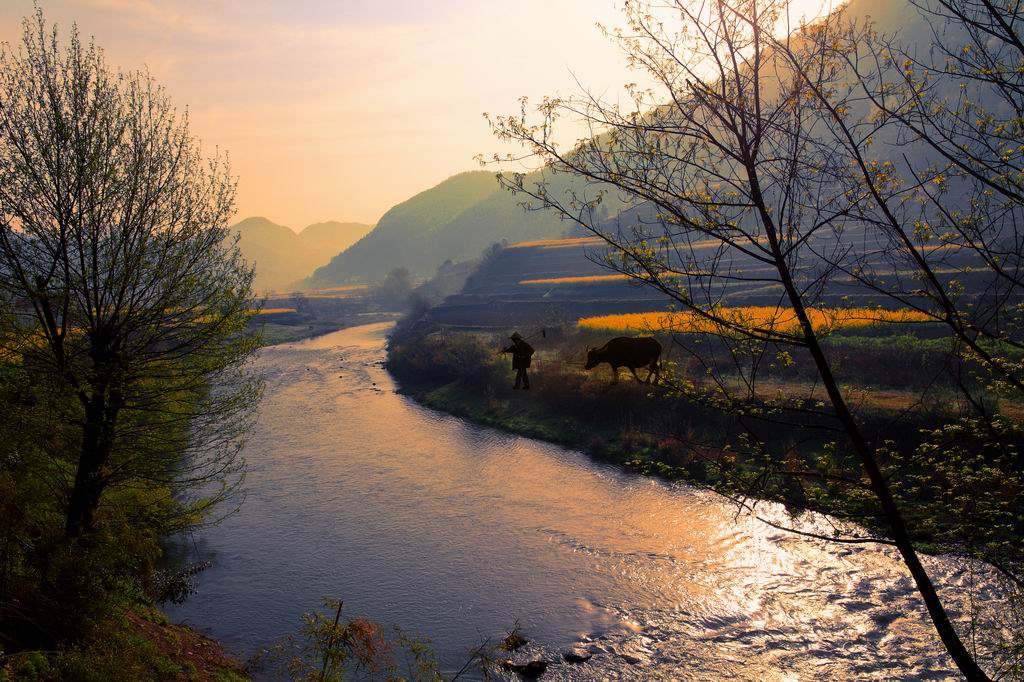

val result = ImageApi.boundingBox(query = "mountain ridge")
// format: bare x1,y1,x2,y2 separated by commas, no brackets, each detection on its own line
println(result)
230,217,372,292
306,170,572,286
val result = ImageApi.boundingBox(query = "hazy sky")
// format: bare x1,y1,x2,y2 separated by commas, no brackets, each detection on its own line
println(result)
0,0,834,230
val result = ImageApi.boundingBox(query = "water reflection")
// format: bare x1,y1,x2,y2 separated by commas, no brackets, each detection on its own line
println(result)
168,322,965,680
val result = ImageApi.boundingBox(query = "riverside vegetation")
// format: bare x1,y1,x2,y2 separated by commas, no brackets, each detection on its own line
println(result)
388,318,1024,509
0,14,438,678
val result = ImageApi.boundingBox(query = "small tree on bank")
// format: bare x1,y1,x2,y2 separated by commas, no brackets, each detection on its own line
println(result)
0,11,260,539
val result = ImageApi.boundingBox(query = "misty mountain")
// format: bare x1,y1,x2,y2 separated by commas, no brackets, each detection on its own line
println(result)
231,217,371,292
307,0,948,291
306,171,572,286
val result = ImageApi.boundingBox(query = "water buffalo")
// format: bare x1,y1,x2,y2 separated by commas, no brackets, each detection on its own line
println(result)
585,337,662,383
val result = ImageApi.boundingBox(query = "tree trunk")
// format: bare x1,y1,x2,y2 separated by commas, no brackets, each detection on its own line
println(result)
752,191,990,680
796,303,988,679
65,392,110,539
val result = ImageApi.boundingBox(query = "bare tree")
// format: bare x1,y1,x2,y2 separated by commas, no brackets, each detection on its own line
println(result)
486,0,1006,677
0,10,260,539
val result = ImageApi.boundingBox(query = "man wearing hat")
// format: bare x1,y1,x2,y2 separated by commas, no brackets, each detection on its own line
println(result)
501,331,535,390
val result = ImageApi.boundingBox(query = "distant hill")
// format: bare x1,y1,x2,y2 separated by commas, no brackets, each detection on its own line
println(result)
299,221,373,261
307,171,572,286
420,0,975,329
230,217,372,292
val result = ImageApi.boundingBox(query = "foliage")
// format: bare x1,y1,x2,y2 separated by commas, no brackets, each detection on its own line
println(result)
153,561,212,607
388,332,498,387
0,9,261,539
499,622,527,652
0,603,248,682
0,372,196,649
373,268,414,309
0,7,256,677
254,599,442,682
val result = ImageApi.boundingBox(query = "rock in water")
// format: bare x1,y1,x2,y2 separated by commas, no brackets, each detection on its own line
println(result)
520,660,549,678
561,646,593,663
499,659,549,678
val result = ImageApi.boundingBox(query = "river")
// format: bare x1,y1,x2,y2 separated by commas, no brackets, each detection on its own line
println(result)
167,322,975,680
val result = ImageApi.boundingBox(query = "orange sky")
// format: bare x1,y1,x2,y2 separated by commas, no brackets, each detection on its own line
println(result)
0,0,837,230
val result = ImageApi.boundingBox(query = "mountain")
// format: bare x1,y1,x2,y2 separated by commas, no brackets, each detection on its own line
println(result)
307,171,571,286
230,217,371,292
309,0,935,291
422,0,992,329
298,221,372,261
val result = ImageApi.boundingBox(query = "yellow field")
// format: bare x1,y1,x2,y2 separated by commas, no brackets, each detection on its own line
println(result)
509,236,734,252
508,236,607,250
315,285,369,293
578,306,932,334
265,285,368,299
520,274,630,285
252,307,298,315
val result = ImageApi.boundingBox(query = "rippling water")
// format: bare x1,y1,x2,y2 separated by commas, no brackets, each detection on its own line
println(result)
167,322,972,680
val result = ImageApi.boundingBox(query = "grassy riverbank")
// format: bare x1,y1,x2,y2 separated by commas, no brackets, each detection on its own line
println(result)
391,327,939,476
0,604,247,682
387,325,1024,545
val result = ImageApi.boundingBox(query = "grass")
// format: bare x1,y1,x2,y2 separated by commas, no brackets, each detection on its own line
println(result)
0,603,247,682
578,306,933,334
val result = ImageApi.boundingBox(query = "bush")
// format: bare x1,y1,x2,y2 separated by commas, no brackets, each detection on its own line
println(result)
388,332,497,386
254,599,442,681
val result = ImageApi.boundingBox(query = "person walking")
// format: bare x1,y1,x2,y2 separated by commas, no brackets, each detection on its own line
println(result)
501,331,535,390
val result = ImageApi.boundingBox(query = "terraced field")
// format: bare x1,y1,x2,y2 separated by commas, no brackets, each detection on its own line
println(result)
423,225,994,330
424,237,667,328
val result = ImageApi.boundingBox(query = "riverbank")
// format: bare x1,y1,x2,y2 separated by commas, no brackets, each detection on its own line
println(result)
387,329,914,489
386,326,1024,552
410,378,665,474
255,311,402,346
0,602,247,681
123,607,247,681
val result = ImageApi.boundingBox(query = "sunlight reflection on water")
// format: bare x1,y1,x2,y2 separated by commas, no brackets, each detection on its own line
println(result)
167,322,968,680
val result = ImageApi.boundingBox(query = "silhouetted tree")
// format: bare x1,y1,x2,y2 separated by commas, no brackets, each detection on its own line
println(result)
487,0,1020,676
0,10,260,538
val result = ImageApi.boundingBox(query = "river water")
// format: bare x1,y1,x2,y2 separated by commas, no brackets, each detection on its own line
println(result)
167,322,976,680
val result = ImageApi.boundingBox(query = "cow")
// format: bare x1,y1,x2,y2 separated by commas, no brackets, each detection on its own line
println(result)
584,336,662,384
